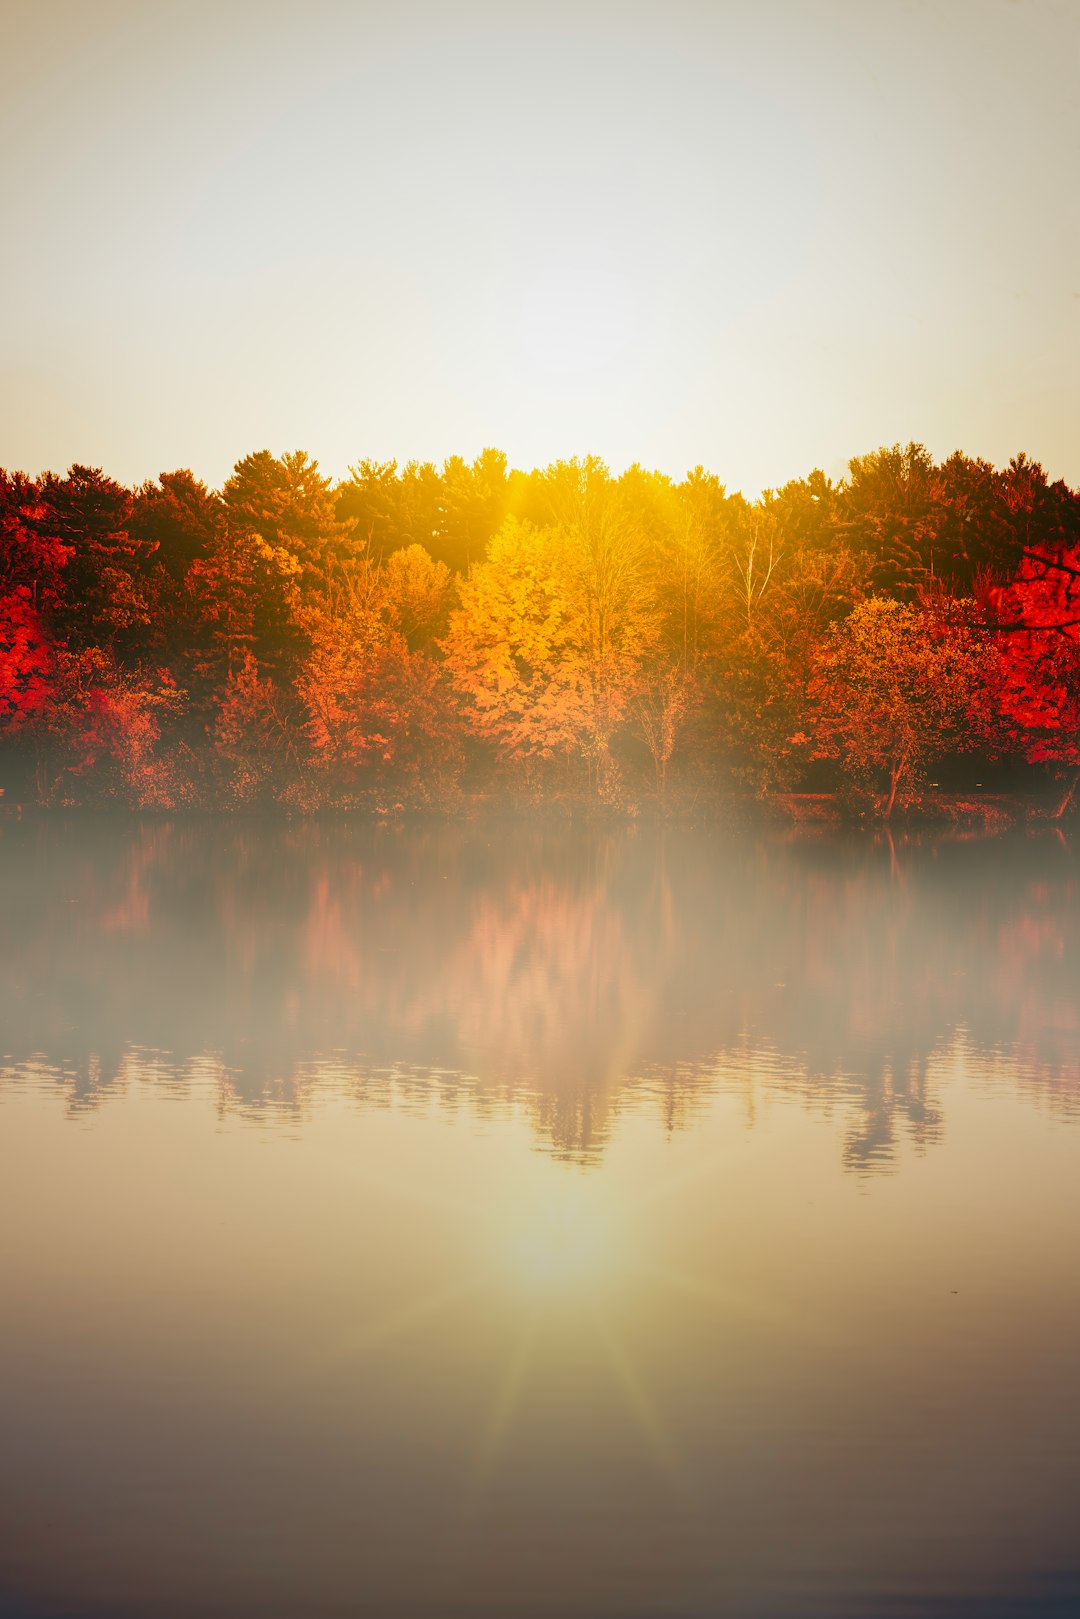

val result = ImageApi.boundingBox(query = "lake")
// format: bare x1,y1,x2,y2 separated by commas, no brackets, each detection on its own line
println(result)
1,818,1078,1618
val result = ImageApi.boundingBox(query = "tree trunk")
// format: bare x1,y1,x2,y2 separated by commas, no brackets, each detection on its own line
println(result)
882,754,908,820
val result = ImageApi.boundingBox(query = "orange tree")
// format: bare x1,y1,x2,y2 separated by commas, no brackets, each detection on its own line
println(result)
298,594,459,805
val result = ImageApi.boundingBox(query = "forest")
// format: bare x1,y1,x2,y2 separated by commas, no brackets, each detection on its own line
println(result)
1,443,1078,820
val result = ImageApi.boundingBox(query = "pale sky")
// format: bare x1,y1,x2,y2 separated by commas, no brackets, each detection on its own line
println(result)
1,0,1077,496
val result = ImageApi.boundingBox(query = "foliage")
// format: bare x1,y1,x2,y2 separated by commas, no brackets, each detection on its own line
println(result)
213,651,297,805
0,589,53,728
808,596,1002,817
443,518,593,765
32,647,187,808
382,545,453,649
0,443,1078,816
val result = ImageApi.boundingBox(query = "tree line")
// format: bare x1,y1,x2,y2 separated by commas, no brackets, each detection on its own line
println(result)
1,443,1078,818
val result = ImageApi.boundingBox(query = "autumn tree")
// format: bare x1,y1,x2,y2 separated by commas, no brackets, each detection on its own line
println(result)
298,600,457,801
837,442,939,596
217,450,358,676
445,461,659,800
125,470,227,684
436,449,512,573
0,470,70,609
632,656,696,803
622,464,737,669
0,475,62,794
186,524,261,689
0,589,53,750
129,469,223,584
442,517,592,773
991,530,1080,816
334,459,406,558
381,545,453,650
225,450,354,595
998,455,1080,589
808,595,1001,817
924,452,1013,590
335,458,443,563
704,479,866,796
531,458,660,796
30,648,186,808
39,465,152,646
213,650,298,805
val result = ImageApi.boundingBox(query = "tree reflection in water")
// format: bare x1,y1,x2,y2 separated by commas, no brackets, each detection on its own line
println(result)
1,818,1077,1167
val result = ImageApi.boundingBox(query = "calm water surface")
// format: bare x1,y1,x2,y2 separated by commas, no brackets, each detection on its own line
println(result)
1,819,1079,1619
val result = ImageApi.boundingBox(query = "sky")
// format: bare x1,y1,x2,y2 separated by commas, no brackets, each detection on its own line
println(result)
1,0,1077,497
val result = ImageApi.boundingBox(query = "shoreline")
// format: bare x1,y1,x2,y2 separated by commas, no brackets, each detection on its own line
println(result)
0,787,1073,833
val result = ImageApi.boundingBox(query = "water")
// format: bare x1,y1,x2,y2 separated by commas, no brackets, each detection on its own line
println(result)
1,819,1078,1619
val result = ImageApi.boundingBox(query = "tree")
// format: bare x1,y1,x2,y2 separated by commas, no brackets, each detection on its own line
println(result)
334,459,407,559
808,595,1001,817
838,442,938,596
129,469,223,584
0,470,70,610
442,517,592,769
625,465,735,670
531,457,660,797
224,450,353,596
436,449,511,573
220,450,359,674
381,545,452,649
632,654,697,804
126,471,227,675
706,513,866,798
729,507,783,633
5,439,1074,815
335,457,445,563
991,539,1080,816
0,589,53,729
38,465,152,645
29,648,186,808
213,650,298,805
298,601,458,799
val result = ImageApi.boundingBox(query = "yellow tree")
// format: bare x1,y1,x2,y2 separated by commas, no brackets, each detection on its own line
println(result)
668,467,741,665
532,458,659,794
381,544,452,649
616,465,735,800
442,517,591,769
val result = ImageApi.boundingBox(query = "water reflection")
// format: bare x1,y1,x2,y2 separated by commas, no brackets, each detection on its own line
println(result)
2,820,1080,1619
1,818,1077,1166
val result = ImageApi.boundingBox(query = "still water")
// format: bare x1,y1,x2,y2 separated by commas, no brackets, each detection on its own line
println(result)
1,819,1079,1619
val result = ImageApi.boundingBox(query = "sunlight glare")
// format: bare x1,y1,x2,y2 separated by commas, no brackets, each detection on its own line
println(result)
498,1175,624,1301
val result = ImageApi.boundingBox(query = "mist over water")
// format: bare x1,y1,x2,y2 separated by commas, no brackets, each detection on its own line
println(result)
1,820,1079,1617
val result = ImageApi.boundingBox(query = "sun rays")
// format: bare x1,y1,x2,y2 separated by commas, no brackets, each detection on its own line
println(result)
313,1138,822,1523
320,1270,492,1365
467,1311,541,1502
